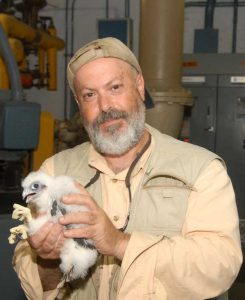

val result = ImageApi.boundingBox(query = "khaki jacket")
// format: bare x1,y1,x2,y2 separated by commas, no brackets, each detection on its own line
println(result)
13,125,242,300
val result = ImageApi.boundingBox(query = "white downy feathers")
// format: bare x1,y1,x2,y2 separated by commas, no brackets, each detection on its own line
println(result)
19,171,98,280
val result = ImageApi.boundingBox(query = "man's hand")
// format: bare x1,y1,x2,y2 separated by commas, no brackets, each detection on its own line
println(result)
28,221,65,291
59,183,130,260
28,222,65,259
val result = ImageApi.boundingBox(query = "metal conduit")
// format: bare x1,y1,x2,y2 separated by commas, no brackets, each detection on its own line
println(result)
185,1,245,7
0,24,23,101
232,0,239,53
125,0,130,18
205,0,216,28
186,0,243,53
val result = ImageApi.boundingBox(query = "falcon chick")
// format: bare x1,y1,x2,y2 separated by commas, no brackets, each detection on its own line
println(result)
20,171,98,280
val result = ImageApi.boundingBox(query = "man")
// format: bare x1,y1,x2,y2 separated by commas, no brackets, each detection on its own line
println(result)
13,37,242,300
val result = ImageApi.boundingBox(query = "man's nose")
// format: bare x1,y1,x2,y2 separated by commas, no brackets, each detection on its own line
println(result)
98,93,113,112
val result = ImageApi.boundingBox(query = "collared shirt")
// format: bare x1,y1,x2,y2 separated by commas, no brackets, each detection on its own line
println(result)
88,140,153,299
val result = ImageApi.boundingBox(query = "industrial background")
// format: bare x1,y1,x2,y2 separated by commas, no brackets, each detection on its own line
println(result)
0,1,244,299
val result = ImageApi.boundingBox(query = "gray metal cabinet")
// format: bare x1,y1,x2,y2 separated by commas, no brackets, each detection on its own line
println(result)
216,75,245,218
183,75,217,151
183,74,245,218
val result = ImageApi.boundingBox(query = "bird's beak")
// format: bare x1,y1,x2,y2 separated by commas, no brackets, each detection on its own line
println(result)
22,191,36,203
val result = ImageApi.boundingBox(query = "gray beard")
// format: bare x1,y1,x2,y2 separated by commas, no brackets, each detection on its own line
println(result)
83,100,145,155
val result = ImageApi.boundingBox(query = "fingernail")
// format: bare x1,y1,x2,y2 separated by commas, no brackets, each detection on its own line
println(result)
63,230,69,237
62,196,68,203
59,216,64,223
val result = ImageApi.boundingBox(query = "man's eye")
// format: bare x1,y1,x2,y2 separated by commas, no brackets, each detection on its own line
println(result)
84,92,93,98
83,92,96,101
111,84,122,92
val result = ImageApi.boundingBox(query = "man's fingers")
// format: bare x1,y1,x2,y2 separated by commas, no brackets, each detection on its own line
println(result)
29,222,64,256
63,226,93,239
29,222,54,249
62,193,99,210
41,224,64,251
59,211,97,226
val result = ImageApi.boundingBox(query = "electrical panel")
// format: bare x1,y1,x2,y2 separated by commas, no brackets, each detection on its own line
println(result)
97,18,132,47
183,54,245,219
0,101,40,150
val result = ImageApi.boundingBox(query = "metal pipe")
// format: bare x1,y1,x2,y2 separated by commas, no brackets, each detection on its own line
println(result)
8,38,24,63
0,13,65,50
106,0,109,18
71,0,77,56
139,0,192,137
185,1,245,8
204,0,216,29
0,57,9,89
125,0,130,18
47,22,57,90
232,0,239,53
185,0,242,54
139,0,185,91
38,48,45,86
64,0,69,118
0,24,23,101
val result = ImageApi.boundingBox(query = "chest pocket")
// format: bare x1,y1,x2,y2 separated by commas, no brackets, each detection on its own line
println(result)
128,175,193,237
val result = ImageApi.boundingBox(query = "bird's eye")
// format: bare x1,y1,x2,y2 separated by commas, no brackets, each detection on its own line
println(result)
31,182,40,191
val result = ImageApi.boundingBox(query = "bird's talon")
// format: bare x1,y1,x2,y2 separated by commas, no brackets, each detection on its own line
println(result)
8,225,28,244
12,204,32,223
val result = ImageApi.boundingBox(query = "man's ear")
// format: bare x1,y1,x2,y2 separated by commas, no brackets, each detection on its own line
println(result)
74,94,79,104
136,73,145,101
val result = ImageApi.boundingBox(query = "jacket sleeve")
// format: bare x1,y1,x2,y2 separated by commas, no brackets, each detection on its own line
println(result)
118,160,243,299
13,240,62,300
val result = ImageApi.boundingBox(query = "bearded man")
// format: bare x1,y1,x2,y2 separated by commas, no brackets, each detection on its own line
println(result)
13,37,242,300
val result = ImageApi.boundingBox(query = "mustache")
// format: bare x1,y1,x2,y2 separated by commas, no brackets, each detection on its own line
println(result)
93,109,129,127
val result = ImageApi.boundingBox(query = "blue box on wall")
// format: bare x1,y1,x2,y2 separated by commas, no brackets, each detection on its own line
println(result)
98,18,132,47
0,101,41,150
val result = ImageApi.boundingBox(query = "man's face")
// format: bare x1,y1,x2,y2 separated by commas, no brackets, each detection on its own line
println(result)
74,57,145,155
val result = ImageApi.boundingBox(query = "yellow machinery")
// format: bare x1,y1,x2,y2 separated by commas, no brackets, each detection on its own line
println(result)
0,10,64,90
32,111,55,170
0,1,64,202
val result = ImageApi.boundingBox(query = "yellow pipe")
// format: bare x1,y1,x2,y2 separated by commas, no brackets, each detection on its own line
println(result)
8,38,24,63
0,13,65,50
0,56,9,88
33,111,55,171
38,48,45,86
47,25,57,90
0,38,24,89
47,47,57,90
19,58,28,71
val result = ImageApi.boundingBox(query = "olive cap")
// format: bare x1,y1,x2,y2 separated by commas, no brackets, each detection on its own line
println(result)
67,37,141,93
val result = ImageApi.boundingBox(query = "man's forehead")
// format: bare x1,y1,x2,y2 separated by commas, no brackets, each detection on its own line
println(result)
77,57,132,73
74,57,134,85
74,71,126,91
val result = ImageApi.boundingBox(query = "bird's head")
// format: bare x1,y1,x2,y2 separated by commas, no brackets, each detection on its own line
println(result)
22,171,53,203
